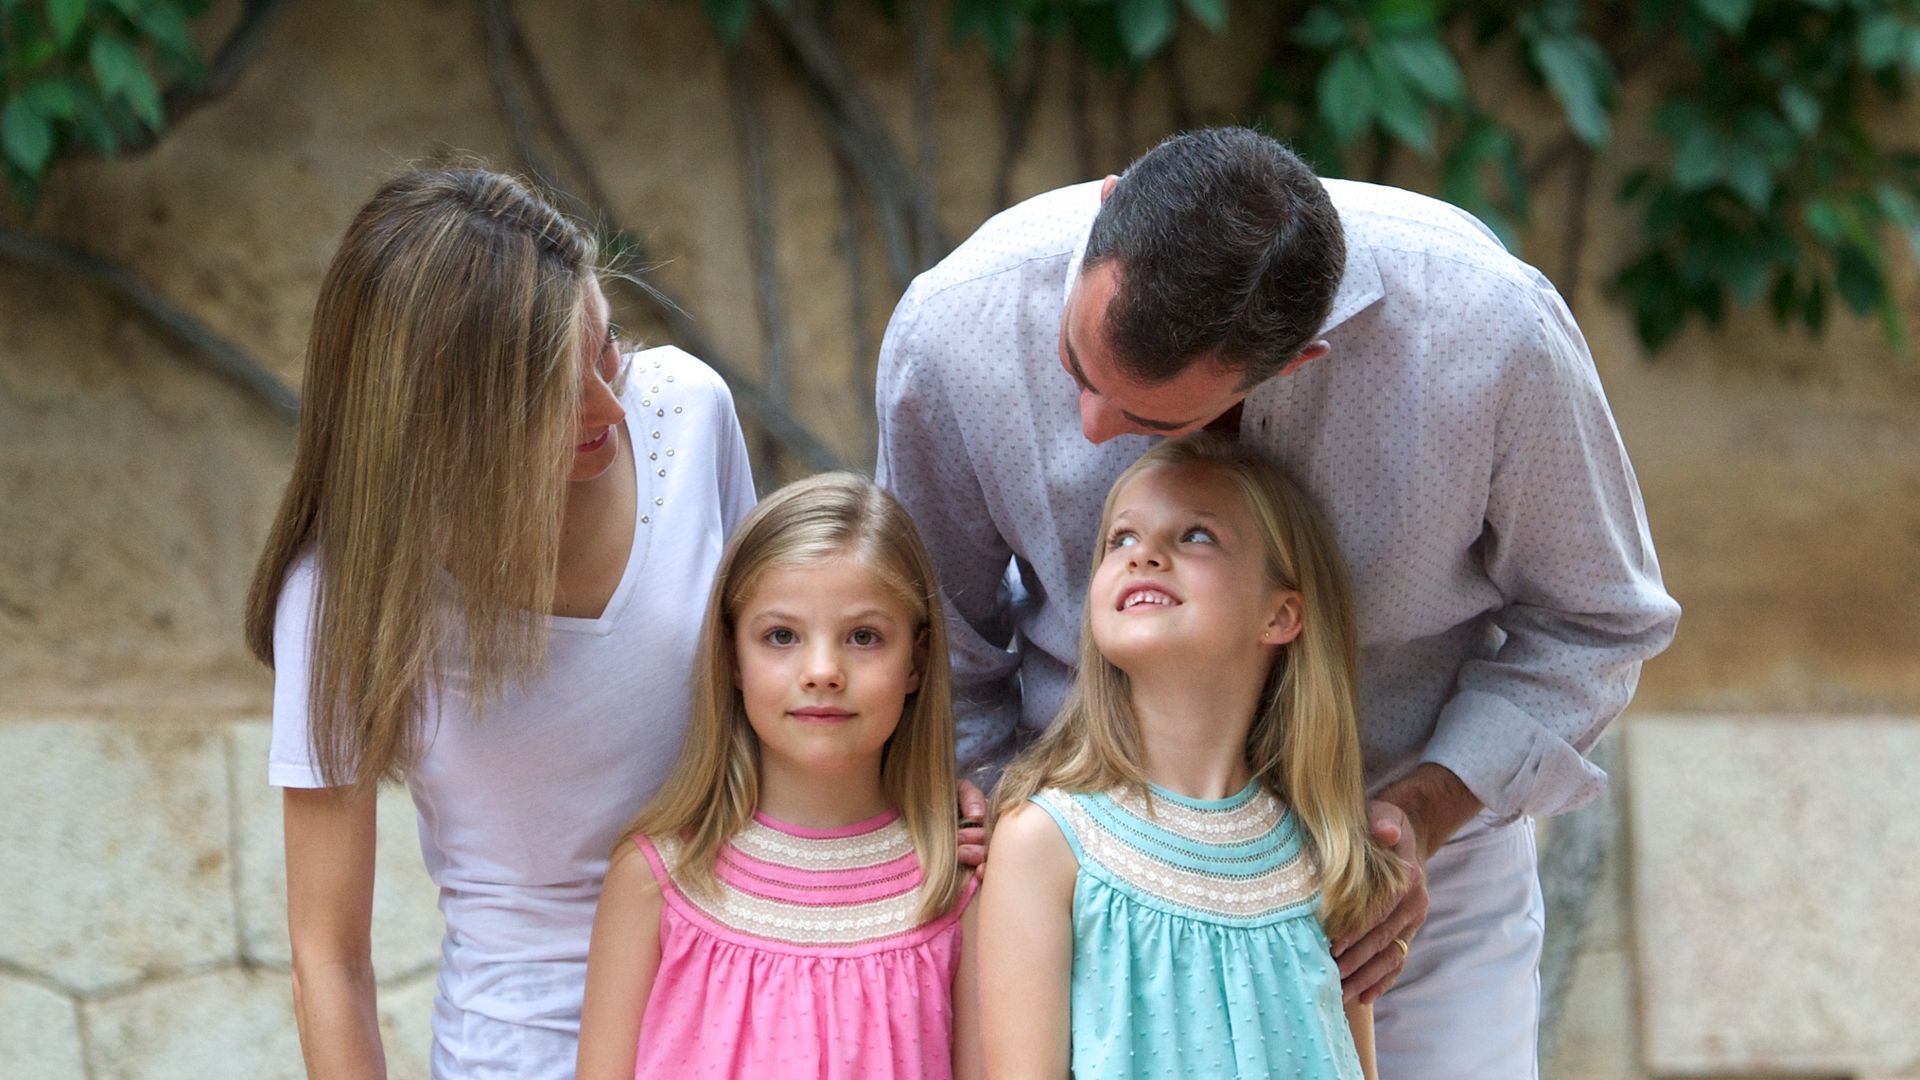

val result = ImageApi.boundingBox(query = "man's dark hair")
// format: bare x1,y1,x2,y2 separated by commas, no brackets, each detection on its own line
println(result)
1082,127,1345,388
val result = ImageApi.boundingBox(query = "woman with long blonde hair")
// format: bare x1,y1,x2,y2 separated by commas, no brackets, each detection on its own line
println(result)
974,432,1406,1079
575,472,982,1079
245,166,755,1077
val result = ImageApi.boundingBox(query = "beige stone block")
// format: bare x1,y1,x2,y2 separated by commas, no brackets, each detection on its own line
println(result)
0,973,85,1080
228,722,443,980
1627,715,1920,1074
0,720,235,994
83,968,305,1080
1546,945,1644,1080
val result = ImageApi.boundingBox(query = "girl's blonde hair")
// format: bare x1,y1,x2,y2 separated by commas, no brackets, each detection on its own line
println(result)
620,472,965,923
994,433,1405,938
244,167,597,791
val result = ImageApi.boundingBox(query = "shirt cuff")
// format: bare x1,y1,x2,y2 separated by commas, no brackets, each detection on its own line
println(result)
268,760,329,789
1419,689,1607,823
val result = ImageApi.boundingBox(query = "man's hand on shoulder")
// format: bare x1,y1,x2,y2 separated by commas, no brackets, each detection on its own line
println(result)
1332,764,1480,1004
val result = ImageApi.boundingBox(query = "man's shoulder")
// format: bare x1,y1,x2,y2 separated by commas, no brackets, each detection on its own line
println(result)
1327,179,1545,294
903,181,1100,307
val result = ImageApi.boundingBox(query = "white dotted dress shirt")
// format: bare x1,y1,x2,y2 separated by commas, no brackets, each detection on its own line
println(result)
876,179,1680,821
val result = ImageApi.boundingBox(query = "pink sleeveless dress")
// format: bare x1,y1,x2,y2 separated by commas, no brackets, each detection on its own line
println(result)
632,809,976,1079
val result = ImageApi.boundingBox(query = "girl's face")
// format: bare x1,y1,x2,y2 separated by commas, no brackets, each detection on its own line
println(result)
569,276,628,484
732,556,926,778
1089,463,1302,675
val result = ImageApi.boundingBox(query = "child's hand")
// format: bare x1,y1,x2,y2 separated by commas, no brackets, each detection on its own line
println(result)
957,779,989,870
1332,801,1430,1005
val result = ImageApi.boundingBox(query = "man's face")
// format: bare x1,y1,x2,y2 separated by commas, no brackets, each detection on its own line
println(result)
1057,260,1251,445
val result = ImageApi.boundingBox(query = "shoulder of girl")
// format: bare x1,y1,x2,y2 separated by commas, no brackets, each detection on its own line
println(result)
989,801,1072,864
605,838,666,899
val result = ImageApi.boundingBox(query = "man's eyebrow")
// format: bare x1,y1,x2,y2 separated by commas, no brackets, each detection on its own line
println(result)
1063,330,1097,394
1119,409,1192,432
1068,323,1196,431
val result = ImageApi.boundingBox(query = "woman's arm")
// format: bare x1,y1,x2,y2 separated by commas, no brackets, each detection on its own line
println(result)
1345,1000,1379,1080
283,786,384,1079
975,803,1078,1080
575,842,665,1080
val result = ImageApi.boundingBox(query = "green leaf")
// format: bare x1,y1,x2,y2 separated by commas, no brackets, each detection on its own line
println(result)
1668,122,1722,192
19,78,81,119
1722,142,1775,211
89,33,164,131
1182,0,1226,33
49,0,89,50
1367,47,1432,153
1802,276,1827,333
1294,6,1347,50
1804,198,1845,244
1116,0,1176,60
1833,244,1881,316
1385,35,1463,105
133,3,204,75
1367,0,1439,35
1856,11,1903,70
1779,85,1821,135
1532,35,1610,147
704,0,754,43
1,95,53,174
1690,0,1752,33
1317,48,1374,145
951,0,1020,65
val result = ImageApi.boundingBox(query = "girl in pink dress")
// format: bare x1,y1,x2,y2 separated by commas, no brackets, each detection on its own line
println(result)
576,473,982,1080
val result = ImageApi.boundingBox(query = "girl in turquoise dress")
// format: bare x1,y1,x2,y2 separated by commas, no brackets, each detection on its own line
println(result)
974,433,1407,1080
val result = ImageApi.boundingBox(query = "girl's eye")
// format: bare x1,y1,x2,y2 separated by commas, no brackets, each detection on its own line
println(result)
1181,527,1216,544
1106,530,1138,550
764,627,798,646
849,628,881,647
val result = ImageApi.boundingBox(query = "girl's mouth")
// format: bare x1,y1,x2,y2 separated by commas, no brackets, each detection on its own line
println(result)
577,428,611,453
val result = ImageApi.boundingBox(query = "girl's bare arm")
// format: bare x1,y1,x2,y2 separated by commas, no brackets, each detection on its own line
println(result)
1345,1000,1380,1080
574,842,665,1080
975,803,1079,1080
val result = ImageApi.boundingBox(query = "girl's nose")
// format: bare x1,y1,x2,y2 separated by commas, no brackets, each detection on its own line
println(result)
801,645,845,691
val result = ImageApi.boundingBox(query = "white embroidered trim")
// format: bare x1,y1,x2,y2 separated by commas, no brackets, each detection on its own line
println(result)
1108,785,1285,845
1046,790,1320,920
730,818,914,871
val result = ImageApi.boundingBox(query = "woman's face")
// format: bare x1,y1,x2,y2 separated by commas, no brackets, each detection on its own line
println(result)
569,276,628,484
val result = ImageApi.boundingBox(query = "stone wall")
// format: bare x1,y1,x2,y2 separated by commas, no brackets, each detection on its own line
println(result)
3,0,1919,1075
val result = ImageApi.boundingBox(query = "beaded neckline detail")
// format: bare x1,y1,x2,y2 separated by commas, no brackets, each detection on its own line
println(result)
651,811,929,947
1037,782,1320,923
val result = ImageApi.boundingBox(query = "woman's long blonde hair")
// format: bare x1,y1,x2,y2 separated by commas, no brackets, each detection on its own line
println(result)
244,167,597,791
620,472,965,923
993,434,1404,938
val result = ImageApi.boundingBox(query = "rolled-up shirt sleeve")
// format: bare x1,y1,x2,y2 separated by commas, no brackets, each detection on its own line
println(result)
1420,281,1681,821
875,284,1026,776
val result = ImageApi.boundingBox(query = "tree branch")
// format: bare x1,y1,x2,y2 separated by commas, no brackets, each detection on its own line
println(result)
112,0,299,159
907,0,942,266
833,148,877,465
725,39,796,468
0,227,298,420
480,0,843,473
991,37,1048,209
1068,45,1096,180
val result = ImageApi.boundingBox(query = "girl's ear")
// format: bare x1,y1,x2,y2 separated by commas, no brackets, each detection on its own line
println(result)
908,626,928,694
1260,591,1305,647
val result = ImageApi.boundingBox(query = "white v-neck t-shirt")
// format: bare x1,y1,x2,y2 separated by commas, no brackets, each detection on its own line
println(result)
268,347,755,1077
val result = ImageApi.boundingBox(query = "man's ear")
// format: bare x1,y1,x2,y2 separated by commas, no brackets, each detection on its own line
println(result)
1277,340,1331,378
1099,173,1120,201
1260,592,1305,647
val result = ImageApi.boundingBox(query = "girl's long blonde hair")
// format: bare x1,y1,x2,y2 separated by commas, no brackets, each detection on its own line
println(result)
620,472,965,923
244,167,597,791
993,433,1405,939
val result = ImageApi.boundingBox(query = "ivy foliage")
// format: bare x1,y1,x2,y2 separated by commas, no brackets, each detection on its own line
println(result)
5,0,1918,355
0,0,208,203
946,0,1920,355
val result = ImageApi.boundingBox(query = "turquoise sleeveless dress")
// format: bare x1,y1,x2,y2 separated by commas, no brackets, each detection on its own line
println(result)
1031,781,1363,1080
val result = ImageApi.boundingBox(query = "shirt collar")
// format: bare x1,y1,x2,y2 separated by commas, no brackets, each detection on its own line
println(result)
1058,179,1384,338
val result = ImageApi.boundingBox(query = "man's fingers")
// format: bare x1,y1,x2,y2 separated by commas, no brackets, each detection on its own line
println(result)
958,843,987,868
1341,940,1406,1003
958,779,988,821
959,826,987,848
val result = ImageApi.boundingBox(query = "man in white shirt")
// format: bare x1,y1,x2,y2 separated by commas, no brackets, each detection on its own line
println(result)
876,127,1679,1076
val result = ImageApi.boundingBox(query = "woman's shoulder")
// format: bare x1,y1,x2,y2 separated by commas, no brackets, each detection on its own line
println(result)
628,346,734,408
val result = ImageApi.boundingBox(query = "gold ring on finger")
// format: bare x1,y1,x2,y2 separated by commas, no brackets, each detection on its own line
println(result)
1393,937,1410,959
